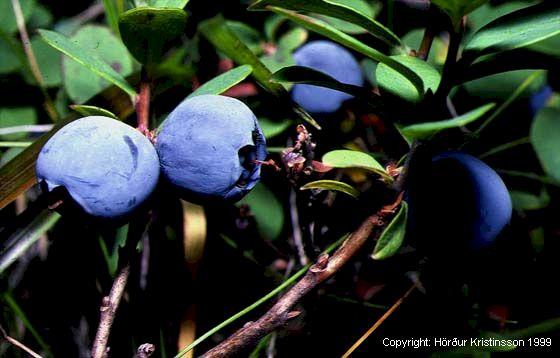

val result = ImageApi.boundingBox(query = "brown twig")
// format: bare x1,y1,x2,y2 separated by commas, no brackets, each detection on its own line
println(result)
10,0,59,122
92,264,131,358
199,194,404,357
417,27,435,61
0,324,42,358
341,284,417,357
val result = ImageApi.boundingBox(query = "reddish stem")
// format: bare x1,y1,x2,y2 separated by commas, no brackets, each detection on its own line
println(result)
136,69,151,133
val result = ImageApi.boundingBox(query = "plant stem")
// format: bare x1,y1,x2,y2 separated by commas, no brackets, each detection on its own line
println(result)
341,284,417,357
197,194,404,358
436,26,462,100
136,67,151,132
417,27,435,60
10,0,59,122
479,137,530,159
0,324,42,358
91,264,131,358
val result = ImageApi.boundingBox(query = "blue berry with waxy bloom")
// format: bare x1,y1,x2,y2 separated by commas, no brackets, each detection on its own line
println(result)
291,40,364,114
156,94,267,202
36,116,160,218
409,152,512,250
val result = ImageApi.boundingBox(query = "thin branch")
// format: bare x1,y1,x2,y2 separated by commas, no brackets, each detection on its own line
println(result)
289,190,308,266
136,68,151,133
199,194,404,358
417,27,435,61
10,0,59,122
341,284,417,357
0,324,42,358
92,264,131,358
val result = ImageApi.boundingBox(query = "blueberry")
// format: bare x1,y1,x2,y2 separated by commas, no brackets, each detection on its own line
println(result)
36,116,160,218
409,151,512,250
291,40,364,114
156,94,267,202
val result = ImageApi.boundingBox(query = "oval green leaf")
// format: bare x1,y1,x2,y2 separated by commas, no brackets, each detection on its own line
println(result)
400,103,495,140
376,55,441,103
372,201,408,260
530,107,560,183
300,179,359,198
38,29,136,99
238,183,285,240
188,65,253,98
250,0,402,47
259,118,293,139
318,0,380,34
322,149,391,180
147,0,190,8
465,4,560,59
0,107,37,141
119,6,188,65
431,0,488,28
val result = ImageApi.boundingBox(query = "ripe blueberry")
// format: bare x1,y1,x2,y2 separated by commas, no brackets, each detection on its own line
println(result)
291,40,364,114
409,151,512,250
36,116,160,218
156,94,267,202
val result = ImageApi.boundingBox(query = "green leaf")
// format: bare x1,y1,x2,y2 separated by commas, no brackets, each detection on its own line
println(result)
28,3,53,29
227,21,264,55
30,36,62,87
432,0,488,28
372,201,408,260
102,0,121,35
264,14,285,41
510,189,550,211
318,0,380,34
99,224,128,277
0,35,21,74
70,104,119,119
361,58,377,87
529,34,560,57
322,149,390,180
467,1,536,35
260,50,296,83
198,15,321,130
465,4,560,59
0,0,35,34
250,0,402,47
464,69,545,100
271,65,372,100
39,28,136,101
400,103,495,140
530,107,560,183
376,55,440,103
188,65,253,98
265,7,424,95
0,107,37,141
238,183,284,240
300,179,359,198
119,6,187,65
277,27,308,52
147,0,190,8
1,148,24,167
258,118,293,139
402,28,447,67
0,210,60,274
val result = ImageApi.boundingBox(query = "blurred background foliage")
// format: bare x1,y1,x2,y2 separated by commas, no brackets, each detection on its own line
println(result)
1,0,560,357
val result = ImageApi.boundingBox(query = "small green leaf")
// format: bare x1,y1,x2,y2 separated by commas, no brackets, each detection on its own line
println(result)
227,21,264,55
400,103,495,139
372,201,408,260
28,3,53,29
467,1,536,35
465,4,560,59
510,189,550,211
147,0,190,8
431,0,488,28
70,105,119,119
238,183,284,240
250,0,402,47
0,210,60,274
1,148,24,167
265,7,424,96
463,69,545,99
260,50,296,84
271,65,370,99
39,28,136,100
402,28,447,67
199,15,321,129
376,55,440,103
0,35,21,74
300,179,359,198
119,6,187,65
102,0,121,35
360,58,377,87
318,0,380,34
277,27,308,52
258,118,293,139
188,65,253,98
322,149,391,180
531,107,560,183
0,0,35,34
0,107,37,140
264,14,286,41
99,224,128,277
